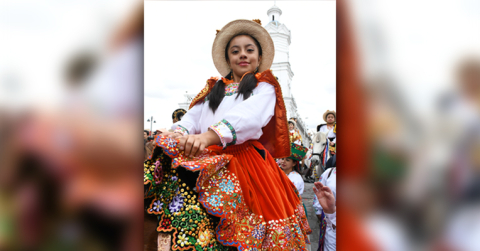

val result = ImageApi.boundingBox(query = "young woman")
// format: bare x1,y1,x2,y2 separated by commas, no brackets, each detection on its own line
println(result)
280,156,304,194
145,19,311,251
279,146,307,197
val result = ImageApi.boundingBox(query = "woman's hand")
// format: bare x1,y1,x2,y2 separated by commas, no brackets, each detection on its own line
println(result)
313,181,336,214
329,141,335,146
157,129,182,139
178,130,221,158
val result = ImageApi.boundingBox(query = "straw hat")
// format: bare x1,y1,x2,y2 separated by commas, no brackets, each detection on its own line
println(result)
212,19,275,77
323,110,336,122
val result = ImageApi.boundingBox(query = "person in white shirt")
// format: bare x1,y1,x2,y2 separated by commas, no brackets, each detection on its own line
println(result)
316,110,336,147
313,167,336,251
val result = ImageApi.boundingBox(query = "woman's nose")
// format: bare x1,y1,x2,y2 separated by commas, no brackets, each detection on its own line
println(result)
239,50,247,58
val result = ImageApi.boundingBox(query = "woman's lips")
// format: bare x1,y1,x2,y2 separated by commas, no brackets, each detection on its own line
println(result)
238,62,249,66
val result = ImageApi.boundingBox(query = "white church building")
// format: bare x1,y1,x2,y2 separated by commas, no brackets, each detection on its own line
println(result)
179,4,311,147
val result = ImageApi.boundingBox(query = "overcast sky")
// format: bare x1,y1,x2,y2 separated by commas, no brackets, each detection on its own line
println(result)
144,1,336,132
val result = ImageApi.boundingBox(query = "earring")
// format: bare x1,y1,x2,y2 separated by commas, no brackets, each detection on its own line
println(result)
255,66,259,73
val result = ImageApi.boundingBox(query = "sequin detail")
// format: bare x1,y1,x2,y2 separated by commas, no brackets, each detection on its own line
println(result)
146,136,311,250
154,135,180,158
189,78,218,109
144,138,231,251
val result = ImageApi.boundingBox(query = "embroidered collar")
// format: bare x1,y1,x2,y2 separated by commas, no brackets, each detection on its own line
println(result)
221,71,262,85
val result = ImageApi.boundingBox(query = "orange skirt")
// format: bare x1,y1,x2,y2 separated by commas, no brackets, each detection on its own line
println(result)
147,136,311,250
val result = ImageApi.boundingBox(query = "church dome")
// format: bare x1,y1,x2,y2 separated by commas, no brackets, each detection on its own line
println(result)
267,5,282,22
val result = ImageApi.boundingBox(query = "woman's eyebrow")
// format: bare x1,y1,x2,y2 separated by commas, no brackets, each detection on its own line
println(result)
230,44,255,49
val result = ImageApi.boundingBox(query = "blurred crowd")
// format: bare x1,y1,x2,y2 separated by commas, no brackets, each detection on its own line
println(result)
0,1,144,250
1,0,480,250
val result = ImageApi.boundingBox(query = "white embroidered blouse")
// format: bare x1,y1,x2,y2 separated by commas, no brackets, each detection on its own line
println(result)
287,171,305,196
318,124,336,144
171,81,276,149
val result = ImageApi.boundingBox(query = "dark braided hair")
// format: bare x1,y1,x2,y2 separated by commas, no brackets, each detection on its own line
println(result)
207,34,262,113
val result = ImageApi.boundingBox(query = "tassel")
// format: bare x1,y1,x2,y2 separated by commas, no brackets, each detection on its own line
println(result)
216,29,220,35
252,19,261,25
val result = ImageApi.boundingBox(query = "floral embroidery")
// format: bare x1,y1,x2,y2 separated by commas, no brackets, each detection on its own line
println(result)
208,122,226,148
220,179,234,193
208,119,237,149
207,195,221,208
171,149,232,173
177,233,189,247
173,125,189,136
169,193,185,213
197,230,209,247
155,135,180,158
224,83,239,96
251,224,266,240
154,160,163,185
151,199,163,213
144,140,230,251
284,225,292,241
196,166,311,250
145,136,312,251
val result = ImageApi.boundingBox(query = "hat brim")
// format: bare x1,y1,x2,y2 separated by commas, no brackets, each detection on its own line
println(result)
212,19,275,77
323,111,336,122
172,109,187,120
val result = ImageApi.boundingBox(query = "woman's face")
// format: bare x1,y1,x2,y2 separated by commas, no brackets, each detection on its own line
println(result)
280,158,295,172
326,114,335,123
289,123,294,130
227,35,261,82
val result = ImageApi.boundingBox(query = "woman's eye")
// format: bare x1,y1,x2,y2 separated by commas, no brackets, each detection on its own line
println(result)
232,50,238,54
247,49,254,52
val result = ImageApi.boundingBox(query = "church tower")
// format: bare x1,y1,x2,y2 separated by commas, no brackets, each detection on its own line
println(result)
265,4,309,146
265,4,293,102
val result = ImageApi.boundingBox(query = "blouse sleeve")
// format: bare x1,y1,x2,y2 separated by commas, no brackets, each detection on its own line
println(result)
325,212,336,227
170,102,204,135
208,82,275,149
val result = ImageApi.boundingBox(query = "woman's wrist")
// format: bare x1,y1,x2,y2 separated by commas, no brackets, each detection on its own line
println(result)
204,129,221,147
324,206,336,214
